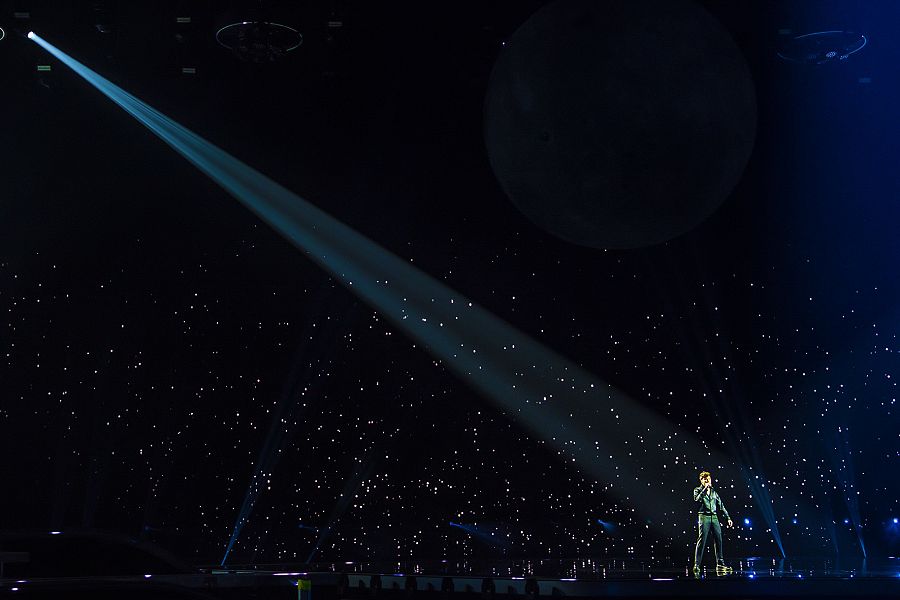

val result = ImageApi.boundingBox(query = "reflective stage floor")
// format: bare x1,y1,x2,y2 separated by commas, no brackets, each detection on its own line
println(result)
215,556,900,599
3,556,899,600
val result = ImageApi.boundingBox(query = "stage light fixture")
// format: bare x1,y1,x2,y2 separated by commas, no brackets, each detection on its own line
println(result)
215,20,302,63
369,574,382,592
88,0,117,33
777,30,867,64
524,578,539,599
336,573,349,597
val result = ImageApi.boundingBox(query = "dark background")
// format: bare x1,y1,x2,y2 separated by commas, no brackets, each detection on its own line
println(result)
0,0,897,565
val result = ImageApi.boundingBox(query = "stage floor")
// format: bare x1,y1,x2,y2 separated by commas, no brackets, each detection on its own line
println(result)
214,556,900,599
331,557,900,599
3,557,898,599
301,555,900,579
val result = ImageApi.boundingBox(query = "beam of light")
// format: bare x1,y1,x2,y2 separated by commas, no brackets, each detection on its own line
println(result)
821,486,840,557
220,289,354,566
833,427,866,558
653,258,786,557
304,447,378,563
31,32,744,541
304,337,421,563
595,519,617,532
448,522,513,548
739,465,784,557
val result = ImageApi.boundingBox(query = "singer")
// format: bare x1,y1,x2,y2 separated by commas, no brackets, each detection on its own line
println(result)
692,471,733,575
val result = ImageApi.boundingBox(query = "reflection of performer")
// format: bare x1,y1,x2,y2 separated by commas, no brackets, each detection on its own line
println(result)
692,471,733,574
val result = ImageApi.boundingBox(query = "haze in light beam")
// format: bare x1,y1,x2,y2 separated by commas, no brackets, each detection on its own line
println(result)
29,31,778,545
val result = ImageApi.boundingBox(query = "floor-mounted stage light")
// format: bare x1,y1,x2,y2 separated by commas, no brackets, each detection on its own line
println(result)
369,574,382,592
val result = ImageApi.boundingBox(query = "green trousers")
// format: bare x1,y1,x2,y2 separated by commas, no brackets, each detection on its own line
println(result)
694,514,725,566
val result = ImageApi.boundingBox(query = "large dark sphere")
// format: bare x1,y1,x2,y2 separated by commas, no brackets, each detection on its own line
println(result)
484,0,757,249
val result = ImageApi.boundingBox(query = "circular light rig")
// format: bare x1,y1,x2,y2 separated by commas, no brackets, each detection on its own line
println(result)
0,27,6,42
215,21,302,63
777,30,867,65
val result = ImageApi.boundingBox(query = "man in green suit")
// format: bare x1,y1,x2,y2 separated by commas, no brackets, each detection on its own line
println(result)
693,471,733,575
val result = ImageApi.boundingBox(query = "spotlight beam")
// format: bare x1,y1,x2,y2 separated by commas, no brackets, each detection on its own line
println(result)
219,289,354,566
29,32,741,529
669,285,786,557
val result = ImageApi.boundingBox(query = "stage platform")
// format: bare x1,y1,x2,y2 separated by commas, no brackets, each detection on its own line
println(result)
2,557,899,599
212,556,900,599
